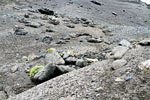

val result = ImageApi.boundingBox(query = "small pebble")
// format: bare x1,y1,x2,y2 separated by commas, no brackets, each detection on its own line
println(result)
125,75,131,81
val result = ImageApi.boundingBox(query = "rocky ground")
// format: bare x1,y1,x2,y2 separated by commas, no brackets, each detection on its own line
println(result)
0,0,149,100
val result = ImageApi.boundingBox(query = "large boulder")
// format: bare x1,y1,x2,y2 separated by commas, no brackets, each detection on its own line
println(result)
31,64,57,82
31,64,74,83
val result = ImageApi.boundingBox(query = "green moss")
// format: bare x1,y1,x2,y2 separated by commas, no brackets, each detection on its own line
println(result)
29,65,44,78
47,48,56,53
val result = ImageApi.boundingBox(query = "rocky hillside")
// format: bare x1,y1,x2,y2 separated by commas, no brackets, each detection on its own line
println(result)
0,0,149,100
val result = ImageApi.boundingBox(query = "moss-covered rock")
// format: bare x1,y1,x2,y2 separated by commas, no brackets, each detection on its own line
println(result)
32,63,57,82
29,65,44,78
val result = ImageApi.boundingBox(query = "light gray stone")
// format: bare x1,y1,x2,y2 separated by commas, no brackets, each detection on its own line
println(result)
45,52,65,65
49,18,60,25
11,65,19,73
58,96,76,100
112,46,129,59
0,91,7,100
112,59,127,69
139,38,150,46
4,86,15,96
138,60,150,71
76,59,87,67
119,39,132,48
26,22,42,28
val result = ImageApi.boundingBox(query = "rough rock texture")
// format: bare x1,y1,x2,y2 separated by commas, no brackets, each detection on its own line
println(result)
0,0,149,100
8,60,109,100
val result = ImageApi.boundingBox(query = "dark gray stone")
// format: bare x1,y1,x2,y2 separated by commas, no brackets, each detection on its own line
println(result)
14,27,28,35
38,8,54,15
46,29,54,32
65,57,77,65
87,37,102,43
24,14,29,18
61,36,70,40
56,40,66,44
66,24,75,28
42,36,53,44
91,1,103,6
76,33,91,37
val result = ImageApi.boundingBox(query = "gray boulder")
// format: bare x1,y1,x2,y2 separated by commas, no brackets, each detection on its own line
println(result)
32,63,57,82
